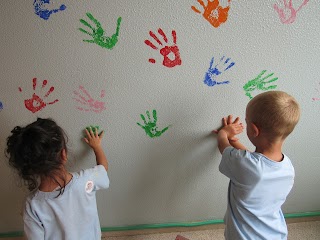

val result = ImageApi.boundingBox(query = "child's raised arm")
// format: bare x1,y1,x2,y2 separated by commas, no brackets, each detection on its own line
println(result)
214,115,247,153
84,127,108,171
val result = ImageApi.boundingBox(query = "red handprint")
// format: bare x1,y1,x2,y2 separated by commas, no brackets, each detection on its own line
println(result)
144,28,182,68
274,0,309,24
192,0,231,28
73,85,107,113
19,78,58,113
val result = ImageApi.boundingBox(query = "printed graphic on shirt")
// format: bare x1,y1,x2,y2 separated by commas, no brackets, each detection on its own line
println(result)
85,180,94,193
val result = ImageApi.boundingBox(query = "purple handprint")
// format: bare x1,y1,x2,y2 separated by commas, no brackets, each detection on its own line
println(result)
204,56,235,87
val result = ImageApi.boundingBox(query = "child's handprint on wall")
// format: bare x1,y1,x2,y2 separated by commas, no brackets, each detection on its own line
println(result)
0,101,3,111
144,28,182,68
192,0,231,28
274,0,309,24
79,13,122,50
19,78,59,113
204,56,235,87
137,110,170,138
73,86,107,113
243,70,278,99
33,0,66,20
312,82,320,101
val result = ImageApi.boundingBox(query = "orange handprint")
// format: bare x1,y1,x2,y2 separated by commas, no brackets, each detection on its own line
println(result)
144,28,182,68
192,0,231,28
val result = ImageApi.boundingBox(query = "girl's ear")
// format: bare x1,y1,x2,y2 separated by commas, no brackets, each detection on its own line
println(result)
61,149,67,163
251,123,260,137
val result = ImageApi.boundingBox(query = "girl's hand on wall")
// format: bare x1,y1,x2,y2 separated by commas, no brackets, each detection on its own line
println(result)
84,127,104,150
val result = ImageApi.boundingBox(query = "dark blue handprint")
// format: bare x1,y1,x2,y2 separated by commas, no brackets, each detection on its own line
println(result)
0,101,3,111
33,0,66,20
204,56,235,87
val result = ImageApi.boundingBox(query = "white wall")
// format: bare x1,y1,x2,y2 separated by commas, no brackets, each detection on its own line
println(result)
0,0,320,232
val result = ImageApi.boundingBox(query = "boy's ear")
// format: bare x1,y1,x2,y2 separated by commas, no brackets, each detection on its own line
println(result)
251,123,260,137
61,149,67,163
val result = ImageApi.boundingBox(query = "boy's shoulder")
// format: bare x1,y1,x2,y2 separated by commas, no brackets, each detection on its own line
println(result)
221,147,294,179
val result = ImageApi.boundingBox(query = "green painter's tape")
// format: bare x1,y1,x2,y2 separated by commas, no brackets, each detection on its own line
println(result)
1,211,319,238
101,211,320,232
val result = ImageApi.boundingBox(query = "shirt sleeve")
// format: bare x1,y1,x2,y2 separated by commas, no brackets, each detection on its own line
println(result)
82,165,110,191
219,146,260,186
24,202,45,240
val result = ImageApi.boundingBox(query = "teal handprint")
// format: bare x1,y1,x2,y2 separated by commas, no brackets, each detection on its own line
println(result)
79,13,122,49
243,70,278,99
137,110,170,138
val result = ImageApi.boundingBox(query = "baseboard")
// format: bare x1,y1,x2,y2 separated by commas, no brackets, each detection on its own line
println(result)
1,211,320,239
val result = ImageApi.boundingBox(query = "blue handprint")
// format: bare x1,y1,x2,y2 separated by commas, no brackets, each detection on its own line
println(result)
0,101,3,111
33,0,66,20
204,56,235,87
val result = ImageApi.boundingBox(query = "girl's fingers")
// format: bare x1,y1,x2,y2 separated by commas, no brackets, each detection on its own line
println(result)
85,129,91,139
94,127,98,137
89,127,94,136
99,130,104,138
83,138,89,144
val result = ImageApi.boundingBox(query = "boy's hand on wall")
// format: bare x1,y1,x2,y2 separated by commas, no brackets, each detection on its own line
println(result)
213,115,243,141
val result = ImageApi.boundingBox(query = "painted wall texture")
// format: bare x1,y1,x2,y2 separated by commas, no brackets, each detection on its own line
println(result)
1,0,320,233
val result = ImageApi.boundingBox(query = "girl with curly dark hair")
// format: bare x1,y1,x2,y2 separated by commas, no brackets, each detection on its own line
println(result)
6,118,109,240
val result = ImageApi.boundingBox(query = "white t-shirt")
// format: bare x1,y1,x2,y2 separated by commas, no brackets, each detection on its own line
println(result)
24,165,109,240
220,146,295,240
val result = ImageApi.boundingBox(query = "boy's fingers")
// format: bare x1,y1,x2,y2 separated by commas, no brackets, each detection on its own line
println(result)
223,117,227,126
227,115,232,124
94,127,99,137
83,138,89,144
233,117,240,124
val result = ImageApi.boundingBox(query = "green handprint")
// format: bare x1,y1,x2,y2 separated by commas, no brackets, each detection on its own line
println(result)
137,110,170,138
79,13,122,49
243,70,278,99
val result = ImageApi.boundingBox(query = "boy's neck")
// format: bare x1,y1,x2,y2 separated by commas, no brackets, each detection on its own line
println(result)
39,169,72,192
255,139,284,162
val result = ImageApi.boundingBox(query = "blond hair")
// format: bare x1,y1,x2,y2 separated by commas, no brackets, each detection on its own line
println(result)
246,91,300,141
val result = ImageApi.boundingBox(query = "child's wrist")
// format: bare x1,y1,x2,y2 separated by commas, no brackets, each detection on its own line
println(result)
218,129,229,138
92,145,103,152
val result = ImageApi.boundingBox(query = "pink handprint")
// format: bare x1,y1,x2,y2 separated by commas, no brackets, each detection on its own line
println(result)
73,86,106,113
19,78,58,113
312,82,320,101
144,28,182,68
274,0,309,24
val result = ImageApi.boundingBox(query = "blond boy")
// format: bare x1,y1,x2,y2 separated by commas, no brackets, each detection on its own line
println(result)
215,91,300,239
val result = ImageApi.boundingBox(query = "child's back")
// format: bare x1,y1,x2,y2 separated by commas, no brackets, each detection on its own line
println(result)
215,91,300,239
24,165,109,239
220,147,294,239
